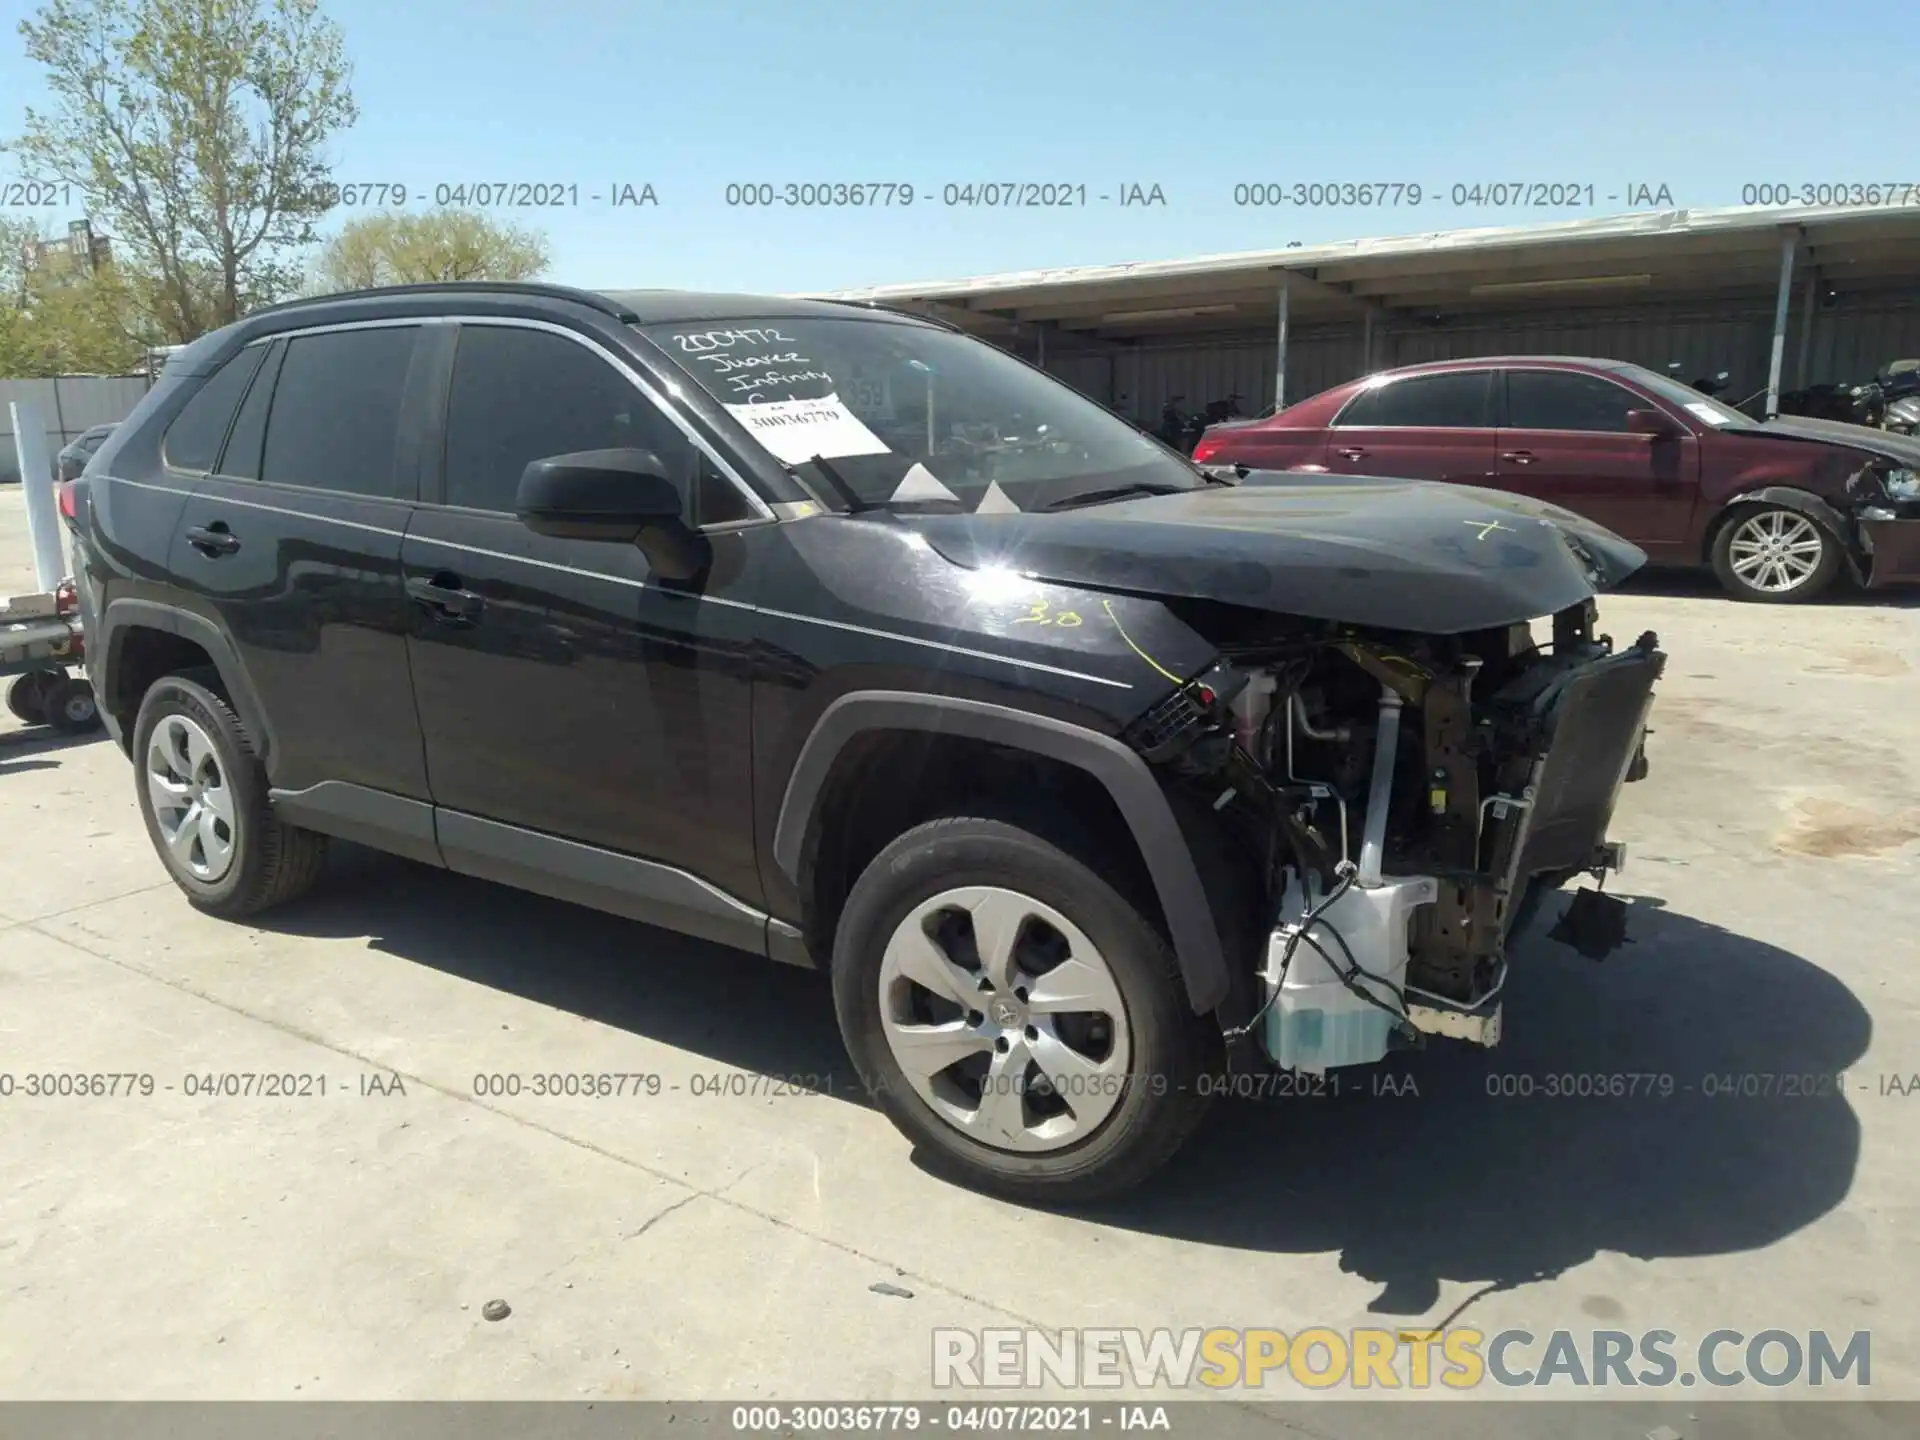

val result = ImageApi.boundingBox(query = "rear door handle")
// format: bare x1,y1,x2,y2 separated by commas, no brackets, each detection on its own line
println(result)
406,573,484,623
1334,446,1368,461
1500,450,1536,464
184,523,241,556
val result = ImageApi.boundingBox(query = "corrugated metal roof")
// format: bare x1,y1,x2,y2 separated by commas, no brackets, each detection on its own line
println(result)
806,202,1920,306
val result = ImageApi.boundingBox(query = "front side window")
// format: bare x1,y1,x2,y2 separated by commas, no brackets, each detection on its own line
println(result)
638,315,1202,512
442,325,753,524
1505,370,1645,433
162,345,267,472
1334,370,1495,429
1616,364,1750,428
260,327,419,497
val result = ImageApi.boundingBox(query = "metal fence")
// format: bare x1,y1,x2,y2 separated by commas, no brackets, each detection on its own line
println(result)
0,375,153,486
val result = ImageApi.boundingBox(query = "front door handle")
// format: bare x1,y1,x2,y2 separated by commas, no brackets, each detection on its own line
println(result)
406,573,484,623
1334,446,1368,461
184,523,241,556
1500,450,1536,464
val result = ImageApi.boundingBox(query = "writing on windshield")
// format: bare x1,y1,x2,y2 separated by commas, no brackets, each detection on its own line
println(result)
662,327,837,400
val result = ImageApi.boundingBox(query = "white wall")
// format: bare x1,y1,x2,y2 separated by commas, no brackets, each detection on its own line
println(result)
0,375,152,485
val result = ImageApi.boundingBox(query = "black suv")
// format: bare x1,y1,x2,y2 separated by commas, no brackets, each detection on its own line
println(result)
69,282,1665,1200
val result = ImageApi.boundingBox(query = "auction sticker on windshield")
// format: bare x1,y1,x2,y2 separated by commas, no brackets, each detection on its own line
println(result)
725,394,891,464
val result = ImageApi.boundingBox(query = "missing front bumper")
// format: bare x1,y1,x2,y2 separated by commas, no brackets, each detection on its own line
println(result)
1860,513,1920,588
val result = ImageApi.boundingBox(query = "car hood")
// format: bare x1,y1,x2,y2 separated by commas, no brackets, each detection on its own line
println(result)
909,472,1647,634
1753,414,1920,466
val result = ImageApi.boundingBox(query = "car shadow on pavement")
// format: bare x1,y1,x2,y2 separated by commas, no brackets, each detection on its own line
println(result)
0,724,108,772
1082,892,1873,1318
255,843,861,1087
254,853,1870,1324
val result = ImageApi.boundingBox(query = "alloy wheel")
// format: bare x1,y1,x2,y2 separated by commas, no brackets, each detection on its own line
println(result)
146,713,237,882
1727,510,1826,594
877,885,1133,1152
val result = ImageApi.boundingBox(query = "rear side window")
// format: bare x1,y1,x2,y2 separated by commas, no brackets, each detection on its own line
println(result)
162,345,267,472
260,327,419,497
443,325,754,523
1335,371,1494,428
219,342,283,480
1505,371,1642,433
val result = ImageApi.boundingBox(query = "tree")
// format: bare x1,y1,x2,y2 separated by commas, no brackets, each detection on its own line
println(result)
0,215,150,375
8,0,357,343
311,210,550,292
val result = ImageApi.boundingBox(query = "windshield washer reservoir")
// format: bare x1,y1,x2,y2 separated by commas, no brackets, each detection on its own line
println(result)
1262,873,1437,1074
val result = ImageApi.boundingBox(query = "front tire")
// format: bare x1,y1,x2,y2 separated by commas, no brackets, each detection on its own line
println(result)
831,816,1216,1203
131,674,327,917
1711,505,1842,602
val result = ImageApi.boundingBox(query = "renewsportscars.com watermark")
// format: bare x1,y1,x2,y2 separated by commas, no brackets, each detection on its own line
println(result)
932,1327,1871,1391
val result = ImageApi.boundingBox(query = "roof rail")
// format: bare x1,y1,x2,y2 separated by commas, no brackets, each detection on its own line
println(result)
252,281,639,322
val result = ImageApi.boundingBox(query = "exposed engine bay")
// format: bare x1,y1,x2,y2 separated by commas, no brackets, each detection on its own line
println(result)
1127,598,1667,1075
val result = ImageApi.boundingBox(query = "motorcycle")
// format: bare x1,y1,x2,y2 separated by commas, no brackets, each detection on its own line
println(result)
1775,379,1884,426
1667,361,1733,397
1158,394,1245,454
1771,358,1920,429
1877,359,1920,399
1885,393,1920,435
1200,392,1246,426
1185,393,1245,453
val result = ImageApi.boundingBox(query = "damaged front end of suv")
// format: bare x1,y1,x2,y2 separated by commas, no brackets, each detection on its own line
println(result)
923,475,1668,1080
1136,593,1662,1075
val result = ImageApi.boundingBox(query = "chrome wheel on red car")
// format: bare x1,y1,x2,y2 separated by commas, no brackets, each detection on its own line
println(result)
1712,506,1842,603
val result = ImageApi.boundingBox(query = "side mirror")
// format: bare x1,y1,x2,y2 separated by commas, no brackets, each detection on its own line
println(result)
1625,408,1681,437
516,448,710,580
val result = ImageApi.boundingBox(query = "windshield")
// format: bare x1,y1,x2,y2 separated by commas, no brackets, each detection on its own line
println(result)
1618,364,1754,428
638,315,1200,511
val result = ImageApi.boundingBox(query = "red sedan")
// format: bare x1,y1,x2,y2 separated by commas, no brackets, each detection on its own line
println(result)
1194,356,1920,602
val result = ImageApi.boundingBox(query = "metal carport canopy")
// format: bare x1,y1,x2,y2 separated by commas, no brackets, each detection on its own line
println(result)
807,202,1920,345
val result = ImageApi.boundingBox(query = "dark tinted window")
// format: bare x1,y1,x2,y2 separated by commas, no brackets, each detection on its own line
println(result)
163,346,267,471
219,342,283,480
444,325,753,523
260,327,418,496
1506,370,1641,433
1336,371,1493,428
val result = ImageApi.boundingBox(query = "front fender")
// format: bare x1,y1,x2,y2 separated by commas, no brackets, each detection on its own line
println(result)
1708,486,1865,583
772,690,1230,1014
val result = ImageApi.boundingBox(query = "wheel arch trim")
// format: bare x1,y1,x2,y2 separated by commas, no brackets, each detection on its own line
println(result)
1706,486,1862,580
97,599,278,766
772,690,1229,1013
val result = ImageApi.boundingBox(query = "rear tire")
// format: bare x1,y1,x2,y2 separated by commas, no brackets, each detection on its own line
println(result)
831,815,1217,1203
131,674,327,917
1711,505,1842,603
6,671,57,725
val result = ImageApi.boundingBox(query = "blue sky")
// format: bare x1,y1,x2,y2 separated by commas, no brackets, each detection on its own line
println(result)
0,0,1903,293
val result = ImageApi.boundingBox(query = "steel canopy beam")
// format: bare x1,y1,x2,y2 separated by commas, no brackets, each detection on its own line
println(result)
1766,228,1801,418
